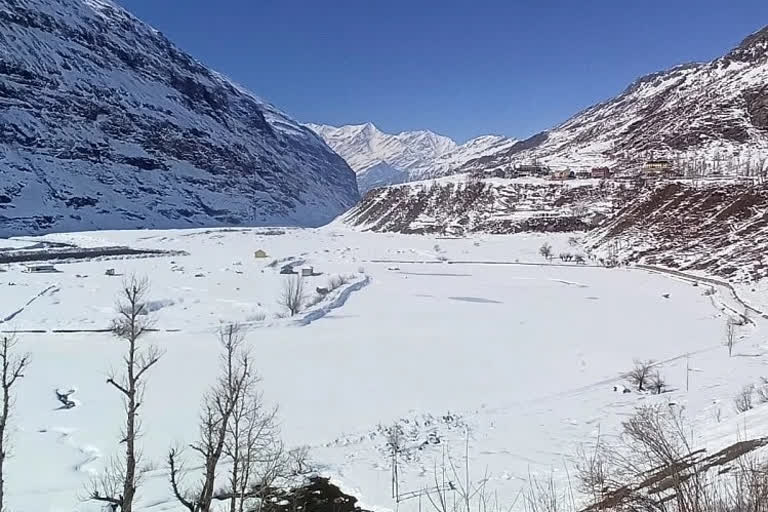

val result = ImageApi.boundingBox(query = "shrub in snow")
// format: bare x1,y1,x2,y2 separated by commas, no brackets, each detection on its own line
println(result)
575,254,586,264
757,378,768,404
305,293,324,308
575,405,768,511
734,384,755,414
246,310,266,322
327,274,349,291
539,242,553,261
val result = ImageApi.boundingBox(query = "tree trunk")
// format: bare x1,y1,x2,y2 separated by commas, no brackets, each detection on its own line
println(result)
122,331,138,512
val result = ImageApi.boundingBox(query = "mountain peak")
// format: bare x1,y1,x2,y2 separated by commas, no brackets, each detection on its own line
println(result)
726,25,768,62
308,123,517,192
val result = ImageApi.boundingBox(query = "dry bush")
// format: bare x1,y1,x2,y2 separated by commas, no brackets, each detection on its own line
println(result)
539,242,553,261
523,473,571,512
627,359,655,392
422,437,517,512
247,310,266,322
756,377,768,404
574,404,768,512
574,254,586,265
734,384,755,414
304,293,324,309
327,274,349,291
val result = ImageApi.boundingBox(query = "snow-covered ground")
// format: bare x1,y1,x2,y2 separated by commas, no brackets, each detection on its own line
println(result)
1,227,766,511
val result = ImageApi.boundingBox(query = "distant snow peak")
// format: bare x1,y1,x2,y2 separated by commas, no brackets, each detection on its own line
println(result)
307,123,517,191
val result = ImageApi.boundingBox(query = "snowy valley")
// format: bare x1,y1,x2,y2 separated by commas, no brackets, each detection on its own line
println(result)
2,227,768,512
2,0,768,511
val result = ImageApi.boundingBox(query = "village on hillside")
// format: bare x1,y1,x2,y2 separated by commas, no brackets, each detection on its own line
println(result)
474,154,768,185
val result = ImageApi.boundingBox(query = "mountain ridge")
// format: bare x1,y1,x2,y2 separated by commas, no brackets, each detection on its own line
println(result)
0,0,359,236
306,122,517,191
458,24,768,176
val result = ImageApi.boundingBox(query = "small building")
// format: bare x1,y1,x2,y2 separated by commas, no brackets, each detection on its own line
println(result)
643,160,672,172
24,263,57,273
105,268,116,276
576,170,591,180
301,267,314,277
591,167,612,179
254,249,268,259
551,169,575,181
515,163,549,177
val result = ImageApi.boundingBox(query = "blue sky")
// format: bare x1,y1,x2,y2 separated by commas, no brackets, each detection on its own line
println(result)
120,0,768,142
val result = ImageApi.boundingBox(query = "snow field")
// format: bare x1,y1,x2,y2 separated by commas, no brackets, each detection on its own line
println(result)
0,227,765,511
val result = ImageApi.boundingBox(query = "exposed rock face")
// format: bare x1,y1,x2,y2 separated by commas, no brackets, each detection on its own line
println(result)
587,182,768,282
0,0,359,236
341,178,636,235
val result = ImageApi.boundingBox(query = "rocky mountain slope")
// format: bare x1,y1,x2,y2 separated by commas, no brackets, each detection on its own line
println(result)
344,175,768,286
460,26,768,175
307,123,517,191
0,0,359,236
586,182,768,283
341,177,635,235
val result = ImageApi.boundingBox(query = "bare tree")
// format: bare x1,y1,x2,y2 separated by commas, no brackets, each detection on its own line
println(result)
223,352,283,512
89,276,162,512
0,336,30,512
627,359,655,392
169,323,251,512
649,370,667,395
279,276,305,317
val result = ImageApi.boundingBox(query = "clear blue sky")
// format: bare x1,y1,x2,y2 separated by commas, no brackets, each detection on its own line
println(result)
119,0,768,142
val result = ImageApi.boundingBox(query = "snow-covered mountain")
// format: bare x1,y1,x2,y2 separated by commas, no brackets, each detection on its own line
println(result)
306,123,517,192
0,0,359,236
460,25,768,175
